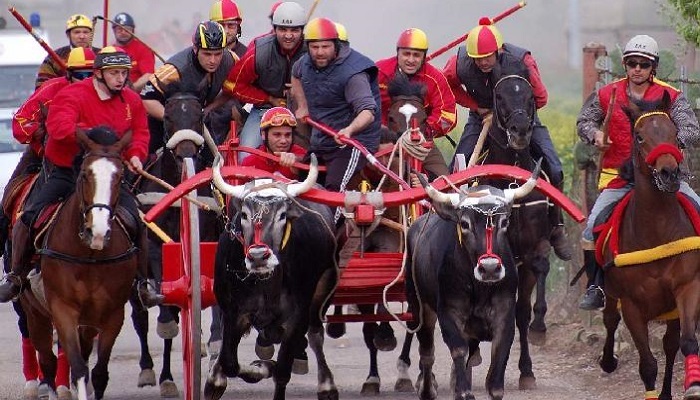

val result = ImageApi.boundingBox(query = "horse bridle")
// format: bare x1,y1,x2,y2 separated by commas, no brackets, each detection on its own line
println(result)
164,93,205,149
78,151,124,223
492,75,535,145
632,111,684,191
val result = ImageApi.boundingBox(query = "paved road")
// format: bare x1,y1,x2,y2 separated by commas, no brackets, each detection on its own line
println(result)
0,301,633,400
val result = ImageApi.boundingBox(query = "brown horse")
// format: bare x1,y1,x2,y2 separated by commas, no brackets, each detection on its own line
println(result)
598,93,700,400
23,127,138,400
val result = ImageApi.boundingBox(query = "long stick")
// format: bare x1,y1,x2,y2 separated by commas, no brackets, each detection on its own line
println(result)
8,6,67,71
102,0,109,47
307,0,321,21
94,15,167,63
466,113,493,168
594,86,616,187
425,1,527,62
304,117,412,190
136,168,212,211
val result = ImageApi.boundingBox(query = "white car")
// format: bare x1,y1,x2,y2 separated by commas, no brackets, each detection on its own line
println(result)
0,108,25,197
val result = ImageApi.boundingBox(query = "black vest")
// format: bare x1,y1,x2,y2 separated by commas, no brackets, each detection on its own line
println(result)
455,43,530,109
167,48,234,106
253,35,307,98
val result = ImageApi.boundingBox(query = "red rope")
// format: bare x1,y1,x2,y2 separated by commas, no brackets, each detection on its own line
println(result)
645,143,683,165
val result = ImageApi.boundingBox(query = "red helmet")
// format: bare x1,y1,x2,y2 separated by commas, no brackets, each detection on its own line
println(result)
210,0,243,22
260,107,297,130
66,47,96,69
304,17,338,41
466,17,503,58
396,28,428,51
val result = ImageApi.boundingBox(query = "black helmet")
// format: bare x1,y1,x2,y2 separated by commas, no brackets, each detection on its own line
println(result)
192,21,227,50
113,12,135,28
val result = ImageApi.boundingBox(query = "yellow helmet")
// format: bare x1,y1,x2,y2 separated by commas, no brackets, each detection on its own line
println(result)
66,47,96,69
396,28,428,51
465,17,503,58
304,18,338,41
209,0,243,22
65,14,93,32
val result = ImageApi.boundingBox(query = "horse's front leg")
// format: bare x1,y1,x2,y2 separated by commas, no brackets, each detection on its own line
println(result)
51,302,91,398
359,306,381,395
620,302,657,396
22,298,57,393
128,293,156,388
676,287,700,399
659,319,680,400
599,294,621,373
91,311,124,400
529,254,550,338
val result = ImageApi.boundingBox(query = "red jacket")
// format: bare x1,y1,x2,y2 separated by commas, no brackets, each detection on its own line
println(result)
443,51,548,110
376,57,457,137
45,78,150,168
240,144,306,179
13,77,70,155
598,78,680,169
115,38,156,83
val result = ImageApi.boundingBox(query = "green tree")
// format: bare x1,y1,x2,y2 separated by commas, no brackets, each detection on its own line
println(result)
664,0,700,46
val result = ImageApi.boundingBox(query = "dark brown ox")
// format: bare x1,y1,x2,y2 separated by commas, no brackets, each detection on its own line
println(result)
204,155,339,400
406,167,538,400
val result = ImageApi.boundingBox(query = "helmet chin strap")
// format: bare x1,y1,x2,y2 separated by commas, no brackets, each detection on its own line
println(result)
96,73,124,95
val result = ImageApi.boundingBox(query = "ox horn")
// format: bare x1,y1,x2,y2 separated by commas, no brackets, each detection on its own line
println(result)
504,158,542,202
211,153,246,199
418,171,460,207
287,154,319,197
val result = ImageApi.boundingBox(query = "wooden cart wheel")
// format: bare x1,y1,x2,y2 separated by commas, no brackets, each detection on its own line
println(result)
180,157,202,400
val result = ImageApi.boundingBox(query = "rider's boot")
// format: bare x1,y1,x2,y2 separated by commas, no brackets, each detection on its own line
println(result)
579,249,605,310
549,205,572,261
0,212,10,253
0,220,35,302
135,224,164,308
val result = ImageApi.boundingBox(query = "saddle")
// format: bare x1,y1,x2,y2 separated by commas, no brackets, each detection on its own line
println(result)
2,172,39,225
593,190,700,267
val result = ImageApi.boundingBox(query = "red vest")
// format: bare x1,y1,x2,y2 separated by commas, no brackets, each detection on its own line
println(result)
598,78,679,169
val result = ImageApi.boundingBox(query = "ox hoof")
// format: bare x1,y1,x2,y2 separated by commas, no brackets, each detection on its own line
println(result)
318,388,339,400
157,321,179,340
160,380,179,398
361,376,380,396
394,378,414,393
518,375,537,390
57,385,71,400
685,384,700,399
326,322,346,339
598,354,619,374
528,328,547,346
255,344,275,360
292,358,309,375
137,368,156,387
372,325,396,351
203,380,226,400
24,379,39,400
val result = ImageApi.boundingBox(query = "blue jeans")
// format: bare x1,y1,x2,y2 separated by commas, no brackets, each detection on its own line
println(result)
583,181,700,241
237,106,266,163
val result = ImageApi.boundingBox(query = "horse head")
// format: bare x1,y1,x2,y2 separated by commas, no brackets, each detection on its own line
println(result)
492,74,535,151
162,79,206,162
420,164,540,282
625,91,682,192
211,154,321,276
386,74,428,137
75,126,130,250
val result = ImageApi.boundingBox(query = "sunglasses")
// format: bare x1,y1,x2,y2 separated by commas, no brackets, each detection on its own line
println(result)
261,114,297,129
71,70,94,80
625,60,653,70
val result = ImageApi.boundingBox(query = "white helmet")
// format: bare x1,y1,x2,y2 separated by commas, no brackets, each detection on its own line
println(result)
272,2,306,27
623,34,659,62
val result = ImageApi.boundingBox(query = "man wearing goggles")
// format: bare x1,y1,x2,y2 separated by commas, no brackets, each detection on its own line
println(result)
241,107,306,179
577,34,700,310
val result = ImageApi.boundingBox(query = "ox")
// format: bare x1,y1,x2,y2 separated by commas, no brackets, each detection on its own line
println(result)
204,155,339,400
407,168,539,400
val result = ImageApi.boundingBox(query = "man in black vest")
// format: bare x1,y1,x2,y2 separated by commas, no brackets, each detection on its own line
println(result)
141,21,234,154
291,17,381,198
222,1,308,162
443,18,571,260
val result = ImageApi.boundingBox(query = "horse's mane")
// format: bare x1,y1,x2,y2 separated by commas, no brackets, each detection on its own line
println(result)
387,74,426,100
161,75,209,99
86,125,119,145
